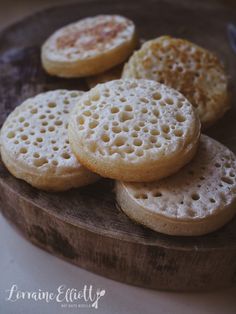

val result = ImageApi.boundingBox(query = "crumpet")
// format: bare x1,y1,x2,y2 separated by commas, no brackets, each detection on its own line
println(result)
122,36,229,128
41,15,137,78
0,90,99,191
116,135,236,236
68,79,200,182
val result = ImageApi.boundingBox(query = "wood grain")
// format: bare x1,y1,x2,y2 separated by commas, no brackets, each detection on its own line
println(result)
0,0,236,291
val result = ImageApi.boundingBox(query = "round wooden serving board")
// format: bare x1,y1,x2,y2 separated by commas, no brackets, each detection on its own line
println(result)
0,0,236,291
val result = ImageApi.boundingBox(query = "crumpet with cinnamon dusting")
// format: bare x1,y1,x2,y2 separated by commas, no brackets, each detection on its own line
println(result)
41,15,137,78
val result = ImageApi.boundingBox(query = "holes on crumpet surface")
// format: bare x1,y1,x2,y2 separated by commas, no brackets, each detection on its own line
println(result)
89,121,98,129
134,125,140,132
191,193,200,201
84,99,92,106
114,137,126,147
101,134,110,143
83,110,91,117
135,193,148,200
55,120,63,126
162,125,170,133
7,131,15,139
61,152,70,160
77,116,85,125
135,150,144,157
48,126,55,132
153,109,160,118
150,118,157,124
34,158,48,167
70,92,79,98
119,112,133,122
111,107,119,114
165,98,174,105
153,191,162,197
152,92,161,100
21,135,28,141
52,160,58,166
140,97,148,103
103,124,109,131
133,139,142,146
151,129,159,136
174,129,183,137
125,147,134,154
112,126,121,133
36,137,43,143
155,142,161,148
150,136,157,144
48,102,56,108
33,153,40,158
221,177,233,185
20,147,27,154
90,90,100,102
176,113,186,123
124,105,133,112
131,132,138,137
31,108,38,114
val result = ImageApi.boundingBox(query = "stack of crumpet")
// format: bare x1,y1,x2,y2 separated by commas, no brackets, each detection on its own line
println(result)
1,14,235,237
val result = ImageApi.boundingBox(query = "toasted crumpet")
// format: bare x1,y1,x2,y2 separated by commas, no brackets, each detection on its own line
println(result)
116,135,236,236
122,36,229,128
68,79,200,182
0,90,99,191
41,15,137,78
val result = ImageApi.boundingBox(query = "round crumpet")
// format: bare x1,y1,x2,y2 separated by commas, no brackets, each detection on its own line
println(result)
116,135,236,236
68,79,200,182
0,90,99,191
41,15,137,78
122,36,229,128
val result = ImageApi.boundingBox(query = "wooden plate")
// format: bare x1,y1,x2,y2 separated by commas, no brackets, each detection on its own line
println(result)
0,0,236,291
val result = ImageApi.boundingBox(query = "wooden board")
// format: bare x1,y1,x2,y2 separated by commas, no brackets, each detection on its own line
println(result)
0,0,236,291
